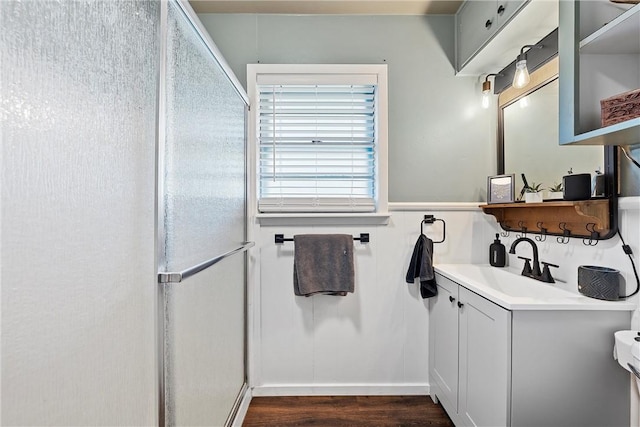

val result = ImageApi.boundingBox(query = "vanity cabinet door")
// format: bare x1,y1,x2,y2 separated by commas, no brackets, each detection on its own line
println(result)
429,276,459,414
458,287,511,427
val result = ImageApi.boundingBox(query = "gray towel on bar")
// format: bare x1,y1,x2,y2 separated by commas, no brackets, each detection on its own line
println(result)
405,234,437,299
293,234,355,297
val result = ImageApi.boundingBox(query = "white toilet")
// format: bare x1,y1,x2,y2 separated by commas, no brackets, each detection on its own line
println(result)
614,330,640,393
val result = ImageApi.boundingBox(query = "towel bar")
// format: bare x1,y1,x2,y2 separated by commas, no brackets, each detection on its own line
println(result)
275,233,370,244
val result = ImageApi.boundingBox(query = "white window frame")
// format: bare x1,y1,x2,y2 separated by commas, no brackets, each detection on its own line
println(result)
247,64,388,219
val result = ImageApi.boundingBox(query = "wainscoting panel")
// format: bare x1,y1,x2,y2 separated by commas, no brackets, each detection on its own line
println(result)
250,199,639,395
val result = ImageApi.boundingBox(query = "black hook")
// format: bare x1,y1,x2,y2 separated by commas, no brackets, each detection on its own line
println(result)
535,221,547,242
516,221,527,238
500,229,510,237
583,223,599,246
557,222,570,244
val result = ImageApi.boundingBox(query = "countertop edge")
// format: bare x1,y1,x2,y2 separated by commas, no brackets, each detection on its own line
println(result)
435,264,637,312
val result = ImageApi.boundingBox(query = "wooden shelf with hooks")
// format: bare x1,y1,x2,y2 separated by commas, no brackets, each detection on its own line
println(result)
480,199,611,239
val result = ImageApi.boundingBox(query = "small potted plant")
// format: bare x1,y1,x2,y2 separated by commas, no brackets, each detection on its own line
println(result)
524,182,543,203
546,182,563,200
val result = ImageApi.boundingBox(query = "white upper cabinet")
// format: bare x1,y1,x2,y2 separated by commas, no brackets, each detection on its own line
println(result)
455,0,557,76
457,0,525,67
495,0,524,27
559,0,640,145
457,1,500,71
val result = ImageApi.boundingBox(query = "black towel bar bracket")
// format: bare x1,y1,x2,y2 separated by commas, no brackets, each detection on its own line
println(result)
421,214,446,243
275,233,370,244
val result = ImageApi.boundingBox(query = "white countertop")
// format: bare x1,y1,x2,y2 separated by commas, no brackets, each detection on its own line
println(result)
435,264,636,311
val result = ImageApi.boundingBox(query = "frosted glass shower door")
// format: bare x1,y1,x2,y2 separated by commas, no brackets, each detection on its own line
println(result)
1,1,159,425
159,1,249,426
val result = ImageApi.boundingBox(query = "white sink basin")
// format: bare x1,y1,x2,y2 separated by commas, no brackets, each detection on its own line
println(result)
434,264,637,310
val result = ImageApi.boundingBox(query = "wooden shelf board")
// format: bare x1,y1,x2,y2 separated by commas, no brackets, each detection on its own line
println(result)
480,200,608,209
480,199,611,239
484,201,582,209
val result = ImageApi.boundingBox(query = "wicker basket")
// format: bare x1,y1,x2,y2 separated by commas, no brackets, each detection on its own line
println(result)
600,88,640,127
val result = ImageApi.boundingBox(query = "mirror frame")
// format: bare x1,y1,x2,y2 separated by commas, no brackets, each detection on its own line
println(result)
496,56,619,239
497,58,558,176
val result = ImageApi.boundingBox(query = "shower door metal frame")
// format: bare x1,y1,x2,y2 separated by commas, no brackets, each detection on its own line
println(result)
155,1,250,425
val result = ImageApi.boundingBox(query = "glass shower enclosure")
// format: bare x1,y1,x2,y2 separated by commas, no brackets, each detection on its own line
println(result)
1,0,249,425
157,1,250,426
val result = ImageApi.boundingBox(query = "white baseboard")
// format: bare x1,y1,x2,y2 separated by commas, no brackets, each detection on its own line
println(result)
251,384,430,396
230,386,253,427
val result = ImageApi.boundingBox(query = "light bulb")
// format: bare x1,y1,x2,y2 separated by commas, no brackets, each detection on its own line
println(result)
482,89,491,109
513,59,530,89
481,78,492,109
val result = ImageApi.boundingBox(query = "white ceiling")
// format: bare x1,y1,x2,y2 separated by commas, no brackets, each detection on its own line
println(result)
189,0,464,15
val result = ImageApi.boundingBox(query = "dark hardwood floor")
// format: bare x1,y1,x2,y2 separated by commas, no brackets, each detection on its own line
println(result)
242,395,454,426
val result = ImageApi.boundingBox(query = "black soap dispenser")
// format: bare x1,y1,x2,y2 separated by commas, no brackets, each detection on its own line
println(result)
490,233,506,267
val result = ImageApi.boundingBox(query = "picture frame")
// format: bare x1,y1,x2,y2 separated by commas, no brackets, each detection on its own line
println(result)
487,174,515,204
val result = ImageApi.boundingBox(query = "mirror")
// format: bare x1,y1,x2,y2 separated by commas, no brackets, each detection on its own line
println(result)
498,58,605,200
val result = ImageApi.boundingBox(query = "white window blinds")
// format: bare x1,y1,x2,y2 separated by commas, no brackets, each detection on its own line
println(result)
257,82,377,213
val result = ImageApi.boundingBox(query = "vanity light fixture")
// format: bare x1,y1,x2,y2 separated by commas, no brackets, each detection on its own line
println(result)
481,73,502,109
513,44,543,89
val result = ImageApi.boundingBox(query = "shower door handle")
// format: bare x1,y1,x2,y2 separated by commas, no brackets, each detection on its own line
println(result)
158,241,255,284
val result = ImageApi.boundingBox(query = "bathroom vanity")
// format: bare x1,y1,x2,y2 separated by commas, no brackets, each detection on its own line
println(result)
430,264,635,427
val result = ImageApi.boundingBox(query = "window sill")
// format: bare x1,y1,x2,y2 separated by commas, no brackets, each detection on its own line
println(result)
255,212,391,226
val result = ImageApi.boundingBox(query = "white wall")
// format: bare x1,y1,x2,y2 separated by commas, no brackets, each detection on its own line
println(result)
250,200,640,394
250,205,489,395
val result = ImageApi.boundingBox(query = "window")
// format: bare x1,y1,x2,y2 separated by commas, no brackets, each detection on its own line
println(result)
247,65,388,213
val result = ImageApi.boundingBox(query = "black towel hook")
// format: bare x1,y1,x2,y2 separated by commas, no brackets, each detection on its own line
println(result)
557,222,571,244
516,220,527,238
535,221,547,242
583,223,599,246
421,215,446,243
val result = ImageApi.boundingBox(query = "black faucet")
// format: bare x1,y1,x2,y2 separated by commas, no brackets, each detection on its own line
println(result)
508,237,558,283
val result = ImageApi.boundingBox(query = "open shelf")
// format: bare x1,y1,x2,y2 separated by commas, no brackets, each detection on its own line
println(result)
568,118,640,145
579,4,640,54
560,1,640,147
480,199,613,239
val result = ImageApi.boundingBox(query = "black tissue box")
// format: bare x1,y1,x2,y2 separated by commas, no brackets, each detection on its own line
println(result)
563,173,591,201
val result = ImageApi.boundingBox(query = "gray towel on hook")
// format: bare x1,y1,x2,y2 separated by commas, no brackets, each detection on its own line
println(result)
293,234,355,297
406,234,437,298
